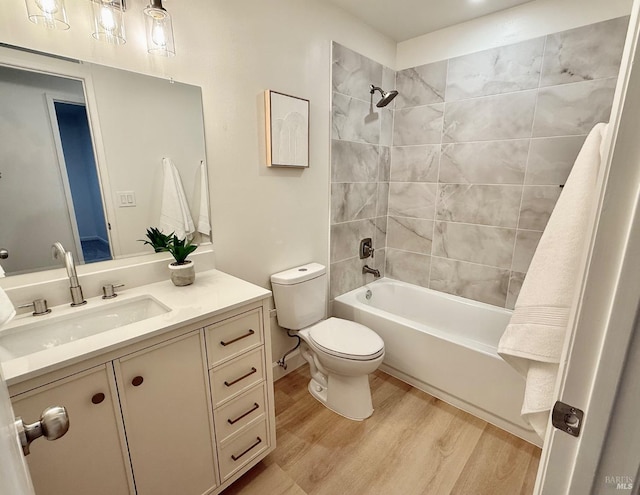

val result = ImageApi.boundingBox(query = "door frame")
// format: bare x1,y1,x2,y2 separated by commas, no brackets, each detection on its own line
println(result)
45,93,87,264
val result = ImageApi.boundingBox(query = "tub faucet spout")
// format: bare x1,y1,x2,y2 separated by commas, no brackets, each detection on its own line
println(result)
52,242,87,307
362,265,381,278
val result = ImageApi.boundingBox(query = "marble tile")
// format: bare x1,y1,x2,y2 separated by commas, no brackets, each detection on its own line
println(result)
443,91,537,143
331,183,378,224
332,42,383,102
382,66,396,96
374,216,387,250
525,136,587,185
439,140,528,184
532,78,617,138
518,186,562,231
378,146,391,182
541,17,629,87
332,92,380,144
373,248,386,279
330,257,366,299
388,183,437,219
430,257,510,307
376,183,389,217
446,38,544,102
387,216,434,254
380,108,393,146
506,271,526,310
390,145,440,182
432,222,515,269
512,230,543,273
385,248,431,288
395,60,447,108
436,184,522,228
331,140,379,183
393,103,444,146
330,219,376,263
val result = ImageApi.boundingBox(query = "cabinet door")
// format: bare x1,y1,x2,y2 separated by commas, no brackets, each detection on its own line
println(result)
11,365,133,495
115,331,217,495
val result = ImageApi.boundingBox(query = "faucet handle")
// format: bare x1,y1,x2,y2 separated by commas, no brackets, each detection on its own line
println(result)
18,299,51,316
102,283,125,299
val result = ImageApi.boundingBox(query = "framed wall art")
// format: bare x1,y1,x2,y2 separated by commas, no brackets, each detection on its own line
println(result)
264,90,309,168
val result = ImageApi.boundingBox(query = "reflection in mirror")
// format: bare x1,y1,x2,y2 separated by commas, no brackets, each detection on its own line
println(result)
0,47,208,277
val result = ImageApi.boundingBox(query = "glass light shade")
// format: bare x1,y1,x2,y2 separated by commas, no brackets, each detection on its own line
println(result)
91,0,126,44
144,5,175,57
25,0,70,30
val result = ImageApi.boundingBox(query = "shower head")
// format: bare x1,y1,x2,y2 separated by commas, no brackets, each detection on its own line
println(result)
370,85,398,108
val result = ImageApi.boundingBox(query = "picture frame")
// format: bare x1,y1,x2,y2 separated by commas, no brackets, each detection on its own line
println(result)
264,90,309,168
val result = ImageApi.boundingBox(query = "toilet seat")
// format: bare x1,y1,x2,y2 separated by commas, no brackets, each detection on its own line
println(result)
307,318,384,361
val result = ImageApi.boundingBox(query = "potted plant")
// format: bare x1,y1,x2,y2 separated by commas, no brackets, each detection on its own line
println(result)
167,235,198,286
139,227,173,253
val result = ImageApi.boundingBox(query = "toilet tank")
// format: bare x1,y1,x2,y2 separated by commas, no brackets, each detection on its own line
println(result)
270,263,327,330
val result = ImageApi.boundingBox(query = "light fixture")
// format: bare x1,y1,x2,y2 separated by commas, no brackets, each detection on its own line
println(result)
143,0,175,57
25,0,70,30
91,0,126,44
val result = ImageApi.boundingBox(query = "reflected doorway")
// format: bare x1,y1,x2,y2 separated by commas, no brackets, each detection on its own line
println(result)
51,100,112,264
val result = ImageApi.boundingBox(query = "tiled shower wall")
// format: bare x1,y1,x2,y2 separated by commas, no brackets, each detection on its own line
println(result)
329,43,393,299
330,16,628,307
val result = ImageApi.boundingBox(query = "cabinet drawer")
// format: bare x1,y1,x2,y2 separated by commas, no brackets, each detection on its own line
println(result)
206,309,262,367
218,419,269,481
210,348,264,406
214,383,267,443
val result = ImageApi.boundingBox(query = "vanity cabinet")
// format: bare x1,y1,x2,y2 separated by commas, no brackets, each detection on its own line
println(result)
11,365,133,495
8,301,275,495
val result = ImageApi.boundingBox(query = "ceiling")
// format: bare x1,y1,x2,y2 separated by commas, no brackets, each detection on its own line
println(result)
324,0,536,42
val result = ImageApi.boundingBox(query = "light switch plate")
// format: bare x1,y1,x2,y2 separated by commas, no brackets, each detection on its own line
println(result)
117,191,136,207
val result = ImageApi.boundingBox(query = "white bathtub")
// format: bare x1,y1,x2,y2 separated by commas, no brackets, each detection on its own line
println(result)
333,278,540,446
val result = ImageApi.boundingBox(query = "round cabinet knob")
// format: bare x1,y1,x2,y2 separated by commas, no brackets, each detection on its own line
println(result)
131,376,144,387
91,393,105,405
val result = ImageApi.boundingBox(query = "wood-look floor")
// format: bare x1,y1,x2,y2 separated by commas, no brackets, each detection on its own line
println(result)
222,368,541,495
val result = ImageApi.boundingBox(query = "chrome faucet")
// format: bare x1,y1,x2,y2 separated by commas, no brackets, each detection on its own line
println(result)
52,242,86,307
362,265,381,278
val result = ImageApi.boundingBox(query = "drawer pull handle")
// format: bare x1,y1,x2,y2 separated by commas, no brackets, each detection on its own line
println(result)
91,393,105,405
231,436,262,461
220,329,255,347
132,376,144,387
224,367,257,387
227,403,260,425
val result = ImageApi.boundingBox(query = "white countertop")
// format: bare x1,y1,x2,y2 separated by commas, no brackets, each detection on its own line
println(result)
0,269,271,386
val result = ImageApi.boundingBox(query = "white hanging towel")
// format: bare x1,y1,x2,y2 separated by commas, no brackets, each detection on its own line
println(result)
498,122,608,439
0,263,5,278
0,286,15,328
197,161,211,236
159,157,195,240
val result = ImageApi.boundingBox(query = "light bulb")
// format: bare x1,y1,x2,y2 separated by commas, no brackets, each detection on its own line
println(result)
35,0,59,14
99,5,116,31
151,20,167,47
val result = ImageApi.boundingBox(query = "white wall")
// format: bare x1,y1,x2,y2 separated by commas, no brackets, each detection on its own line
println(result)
397,0,633,69
0,0,396,363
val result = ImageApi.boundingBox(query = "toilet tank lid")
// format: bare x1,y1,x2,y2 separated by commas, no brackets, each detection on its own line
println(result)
271,263,326,285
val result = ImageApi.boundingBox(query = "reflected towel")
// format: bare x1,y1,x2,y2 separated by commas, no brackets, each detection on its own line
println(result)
197,161,211,236
498,122,608,439
0,286,15,328
159,157,195,240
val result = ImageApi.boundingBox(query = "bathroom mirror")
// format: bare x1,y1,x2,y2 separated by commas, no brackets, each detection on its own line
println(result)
0,45,208,277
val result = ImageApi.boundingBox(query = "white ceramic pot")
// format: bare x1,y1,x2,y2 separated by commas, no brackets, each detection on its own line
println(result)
168,260,195,286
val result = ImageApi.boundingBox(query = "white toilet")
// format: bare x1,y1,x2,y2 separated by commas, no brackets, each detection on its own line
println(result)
271,263,385,420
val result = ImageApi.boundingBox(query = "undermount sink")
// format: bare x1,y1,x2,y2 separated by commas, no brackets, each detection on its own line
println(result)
0,296,170,361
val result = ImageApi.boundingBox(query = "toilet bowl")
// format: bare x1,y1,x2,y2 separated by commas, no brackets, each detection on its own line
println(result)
297,318,384,420
270,263,385,421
